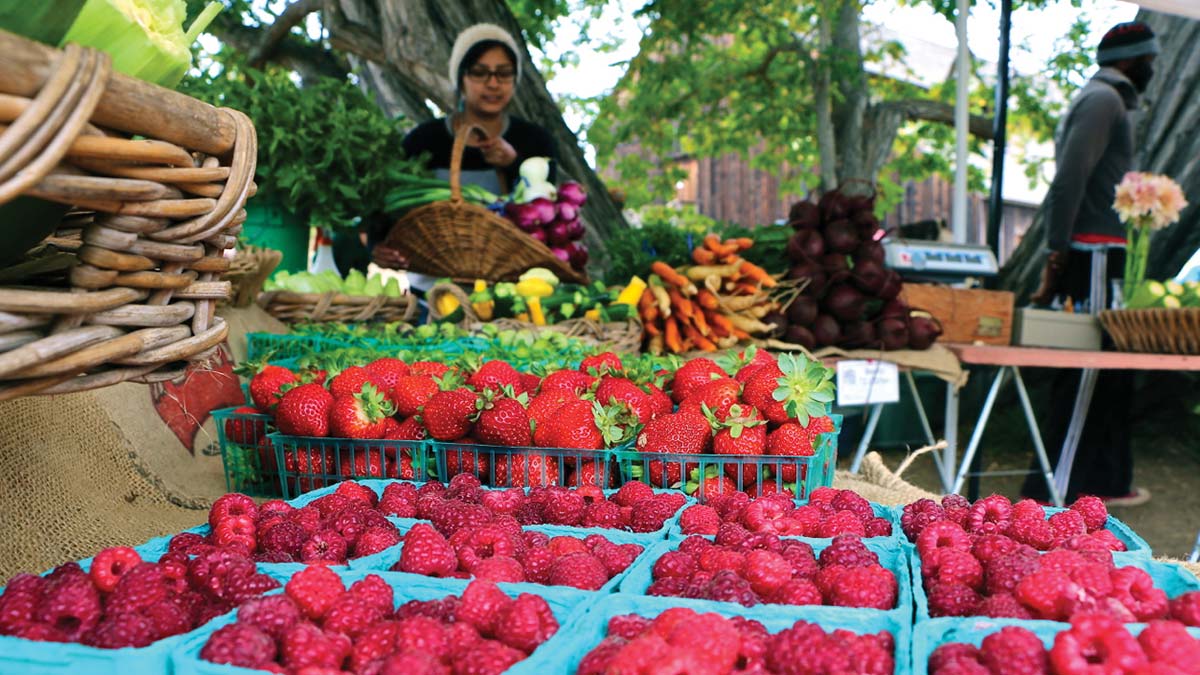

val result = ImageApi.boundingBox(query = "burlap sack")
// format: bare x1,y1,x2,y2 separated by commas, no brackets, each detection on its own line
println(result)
834,451,939,505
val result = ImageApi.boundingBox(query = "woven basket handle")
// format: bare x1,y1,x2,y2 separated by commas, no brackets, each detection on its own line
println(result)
449,121,487,205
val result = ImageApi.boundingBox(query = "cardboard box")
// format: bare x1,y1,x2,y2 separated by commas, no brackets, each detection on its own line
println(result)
899,283,1014,345
1013,308,1102,351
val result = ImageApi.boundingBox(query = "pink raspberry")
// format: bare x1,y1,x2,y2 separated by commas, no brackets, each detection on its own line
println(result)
447,473,484,503
826,565,896,610
927,582,981,617
324,593,385,639
348,574,394,615
818,535,879,569
200,622,277,668
1015,570,1079,621
238,594,303,641
817,510,867,538
1048,509,1088,542
593,543,643,577
679,504,721,535
379,481,419,518
107,562,170,613
1110,566,1170,622
1039,549,1088,575
1170,591,1200,626
678,535,715,558
36,570,101,641
929,643,983,673
768,579,823,606
1090,528,1128,552
926,548,983,590
780,541,818,579
285,565,346,620
168,532,207,554
901,499,946,542
864,517,893,538
714,522,751,548
917,520,973,561
965,495,1013,536
985,552,1042,595
549,553,610,591
613,481,655,507
630,495,683,533
581,500,623,529
519,547,556,585
977,592,1034,619
1010,498,1047,523
1049,615,1147,674
703,570,761,607
280,622,353,671
1070,495,1110,531
1138,619,1200,664
471,555,527,583
1061,534,1118,568
1007,516,1056,550
83,612,156,649
980,626,1048,675
830,490,874,520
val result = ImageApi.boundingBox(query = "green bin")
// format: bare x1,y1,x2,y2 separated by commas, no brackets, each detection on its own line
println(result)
241,198,310,274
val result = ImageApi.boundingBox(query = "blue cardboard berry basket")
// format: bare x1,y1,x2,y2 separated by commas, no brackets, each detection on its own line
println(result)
1042,506,1151,559
910,546,1200,623
668,499,901,545
533,592,913,675
617,535,913,626
171,569,598,675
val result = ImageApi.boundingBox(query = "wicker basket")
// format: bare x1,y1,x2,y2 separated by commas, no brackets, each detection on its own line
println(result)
257,290,417,324
0,33,257,400
383,123,586,284
1099,307,1200,355
224,245,282,308
426,282,641,352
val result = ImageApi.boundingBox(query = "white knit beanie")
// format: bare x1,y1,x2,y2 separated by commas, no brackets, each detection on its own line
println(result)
448,23,522,92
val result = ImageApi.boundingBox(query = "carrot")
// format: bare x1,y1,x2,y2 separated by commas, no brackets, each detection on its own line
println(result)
717,253,741,265
690,308,710,336
732,237,754,251
637,287,654,313
643,319,662,336
641,302,659,324
706,310,733,337
704,233,738,257
716,335,740,350
692,247,717,265
727,313,773,334
734,281,761,296
695,289,720,311
731,328,752,340
651,261,691,289
738,260,778,287
648,334,665,356
682,321,718,352
663,316,684,353
667,288,694,320
685,264,740,282
718,293,768,312
648,276,672,317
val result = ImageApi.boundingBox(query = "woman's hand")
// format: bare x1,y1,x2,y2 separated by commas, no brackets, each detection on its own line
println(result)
371,243,409,269
478,136,518,169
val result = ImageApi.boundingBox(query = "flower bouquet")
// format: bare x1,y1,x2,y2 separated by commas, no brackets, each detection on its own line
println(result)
1113,171,1188,303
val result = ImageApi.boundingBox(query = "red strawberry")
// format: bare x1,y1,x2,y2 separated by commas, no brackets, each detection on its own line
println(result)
421,386,479,441
595,377,656,424
570,460,611,488
475,392,533,447
686,466,738,497
364,357,410,396
392,374,439,418
527,390,577,433
761,354,835,426
680,378,741,421
275,383,334,437
645,382,674,417
328,366,373,399
580,351,624,375
670,358,728,403
710,404,767,455
493,454,561,487
637,410,712,454
468,360,523,394
541,400,637,450
249,365,296,412
411,361,453,378
540,369,596,395
224,406,266,445
328,383,396,439
741,365,783,413
390,416,427,441
767,422,815,482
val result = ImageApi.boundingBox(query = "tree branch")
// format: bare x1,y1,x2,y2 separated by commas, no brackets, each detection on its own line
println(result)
217,19,350,81
881,99,995,140
248,0,323,67
322,0,388,62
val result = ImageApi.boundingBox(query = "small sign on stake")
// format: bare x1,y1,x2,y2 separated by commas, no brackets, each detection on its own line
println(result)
836,360,900,406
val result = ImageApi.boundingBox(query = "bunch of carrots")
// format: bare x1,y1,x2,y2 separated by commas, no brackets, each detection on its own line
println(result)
638,234,784,354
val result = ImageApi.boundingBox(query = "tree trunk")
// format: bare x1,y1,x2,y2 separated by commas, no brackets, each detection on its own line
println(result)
330,0,629,270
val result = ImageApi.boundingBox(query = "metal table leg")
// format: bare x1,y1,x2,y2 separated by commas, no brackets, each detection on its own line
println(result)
849,403,885,474
942,381,959,494
952,367,1008,494
1190,529,1200,564
1010,367,1062,507
905,371,945,478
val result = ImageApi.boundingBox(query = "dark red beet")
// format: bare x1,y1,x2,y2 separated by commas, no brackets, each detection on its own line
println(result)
907,313,943,350
788,201,821,229
787,229,825,262
819,191,850,223
823,284,865,322
879,298,909,320
856,239,885,265
823,219,860,254
785,325,816,349
822,253,851,277
811,314,841,347
789,262,827,296
878,317,909,351
852,210,880,238
840,320,877,349
877,270,903,300
851,258,886,296
762,311,787,338
787,295,818,326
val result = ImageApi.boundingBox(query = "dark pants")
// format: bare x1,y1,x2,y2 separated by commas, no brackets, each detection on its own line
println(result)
1021,248,1133,502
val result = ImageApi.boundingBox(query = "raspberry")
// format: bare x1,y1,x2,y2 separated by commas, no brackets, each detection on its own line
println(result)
929,643,984,672
1090,528,1128,552
200,622,277,668
593,543,642,577
1138,619,1200,664
238,594,303,641
336,480,379,506
549,553,610,591
1049,509,1088,542
965,495,1013,536
678,534,714,557
978,626,1048,674
699,548,747,575
1069,561,1115,598
519,547,556,584
680,506,724,538
743,549,793,597
456,581,514,637
218,571,280,605
818,535,879,568
985,551,1041,595
614,481,655,507
1040,549,1087,575
928,582,982,617
300,529,348,564
768,579,822,606
1015,569,1078,621
346,574,394,615
816,510,866,538
90,547,143,593
1110,566,1170,621
430,500,493,538
646,577,688,597
630,496,681,533
652,551,697,580
901,499,946,542
5,572,45,597
864,517,893,538
826,490,871,519
1171,591,1200,626
471,555,527,583
927,548,984,589
0,584,39,635
324,593,384,639
715,522,752,549
547,535,589,557
107,561,170,613
1070,495,1110,531
285,565,346,620
84,612,156,649
781,541,819,579
447,473,485,503
396,597,459,623
288,506,323,535
826,565,896,609
394,616,451,658
917,521,973,561
280,622,353,671
12,623,68,642
140,598,192,640
977,592,1035,619
451,639,526,675
311,493,353,519
704,570,761,607
1050,615,1147,674
398,523,458,577
259,520,306,558
379,481,420,518
36,571,101,641
1007,516,1056,550
581,500,623,529
495,593,558,654
209,493,259,530
355,525,403,558
380,651,450,674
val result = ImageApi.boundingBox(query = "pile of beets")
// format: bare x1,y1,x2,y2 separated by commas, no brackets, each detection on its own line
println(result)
781,185,942,351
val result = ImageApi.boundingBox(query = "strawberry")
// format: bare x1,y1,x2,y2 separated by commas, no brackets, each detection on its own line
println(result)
718,345,777,384
224,406,266,445
680,378,741,421
475,391,533,447
445,448,490,479
276,383,334,437
494,454,560,487
519,372,542,395
389,417,426,441
392,374,439,418
669,358,728,403
420,378,479,441
580,351,624,375
740,364,783,413
364,357,410,396
541,400,637,450
645,382,674,417
249,365,296,412
539,369,596,395
767,422,814,482
467,360,523,394
328,366,374,399
636,410,712,455
710,404,767,455
284,447,335,492
685,466,738,498
411,361,453,378
336,447,388,479
328,383,396,439
570,460,611,488
527,390,578,435
594,377,656,424
762,354,835,425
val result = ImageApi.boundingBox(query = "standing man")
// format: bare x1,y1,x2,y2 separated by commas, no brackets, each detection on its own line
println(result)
1024,21,1159,506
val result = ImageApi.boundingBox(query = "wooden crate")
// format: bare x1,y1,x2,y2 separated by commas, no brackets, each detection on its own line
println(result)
900,283,1014,345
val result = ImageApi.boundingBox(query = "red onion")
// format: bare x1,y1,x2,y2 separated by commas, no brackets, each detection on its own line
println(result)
529,229,547,244
547,221,571,247
530,197,557,225
556,202,579,222
564,219,586,241
558,182,587,207
550,246,571,264
566,242,589,269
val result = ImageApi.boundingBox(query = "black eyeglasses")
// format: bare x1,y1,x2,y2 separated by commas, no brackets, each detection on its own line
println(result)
465,67,516,83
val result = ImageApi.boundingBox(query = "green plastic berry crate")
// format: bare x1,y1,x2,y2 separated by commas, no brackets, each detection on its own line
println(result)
171,571,599,675
245,331,358,362
613,414,841,501
213,406,279,498
268,432,432,500
430,439,627,489
533,593,913,675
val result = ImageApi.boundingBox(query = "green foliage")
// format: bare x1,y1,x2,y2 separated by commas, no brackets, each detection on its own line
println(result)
181,65,427,230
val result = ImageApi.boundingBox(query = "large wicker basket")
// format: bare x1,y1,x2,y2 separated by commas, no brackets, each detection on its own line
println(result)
383,123,586,284
0,32,256,400
1099,307,1200,355
257,290,417,324
426,282,641,352
224,245,282,308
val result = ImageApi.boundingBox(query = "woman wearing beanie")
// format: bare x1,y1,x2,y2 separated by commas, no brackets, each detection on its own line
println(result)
365,23,558,284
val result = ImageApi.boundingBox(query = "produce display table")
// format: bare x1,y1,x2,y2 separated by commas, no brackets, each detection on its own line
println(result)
942,343,1200,506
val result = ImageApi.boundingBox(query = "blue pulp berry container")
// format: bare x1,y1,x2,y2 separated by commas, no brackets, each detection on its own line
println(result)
668,499,901,545
171,569,598,675
911,545,1200,623
533,592,913,675
618,535,914,627
1041,506,1152,560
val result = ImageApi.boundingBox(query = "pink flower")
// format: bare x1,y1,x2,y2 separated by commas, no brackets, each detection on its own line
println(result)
1113,172,1187,230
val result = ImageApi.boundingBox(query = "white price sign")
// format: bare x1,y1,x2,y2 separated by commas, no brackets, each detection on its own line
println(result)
836,360,901,406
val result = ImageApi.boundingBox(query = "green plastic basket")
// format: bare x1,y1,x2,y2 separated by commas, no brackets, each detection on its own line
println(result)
430,439,625,489
212,406,279,498
269,433,432,499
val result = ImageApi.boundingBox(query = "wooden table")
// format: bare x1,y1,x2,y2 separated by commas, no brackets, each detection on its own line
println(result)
941,343,1200,506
